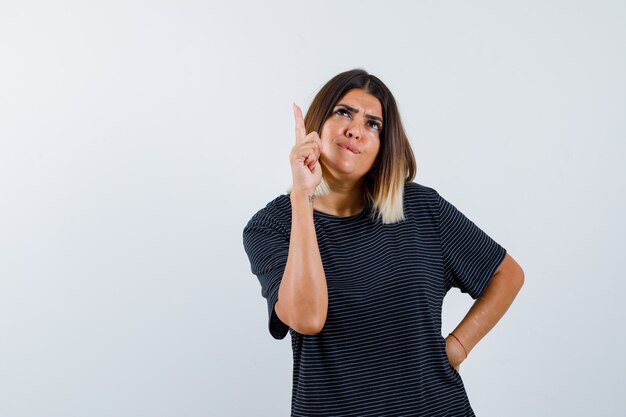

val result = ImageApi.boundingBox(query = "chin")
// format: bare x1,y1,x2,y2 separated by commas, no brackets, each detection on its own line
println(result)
321,156,366,178
329,161,357,174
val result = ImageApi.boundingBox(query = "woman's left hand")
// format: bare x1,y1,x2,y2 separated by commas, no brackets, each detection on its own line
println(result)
445,335,467,372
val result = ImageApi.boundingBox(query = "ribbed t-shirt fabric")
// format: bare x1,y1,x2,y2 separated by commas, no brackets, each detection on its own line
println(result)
242,181,507,416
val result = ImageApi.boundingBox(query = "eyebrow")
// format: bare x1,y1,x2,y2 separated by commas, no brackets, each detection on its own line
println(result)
335,103,383,125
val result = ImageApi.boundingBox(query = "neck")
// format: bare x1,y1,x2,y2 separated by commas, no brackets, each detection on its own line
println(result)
314,175,366,217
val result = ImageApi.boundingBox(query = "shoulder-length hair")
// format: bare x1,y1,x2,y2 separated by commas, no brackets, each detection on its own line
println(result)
289,68,417,224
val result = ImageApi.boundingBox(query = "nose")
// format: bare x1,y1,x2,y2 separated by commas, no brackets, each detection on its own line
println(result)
346,120,362,139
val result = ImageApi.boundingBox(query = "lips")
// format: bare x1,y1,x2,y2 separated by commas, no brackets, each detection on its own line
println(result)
338,142,360,154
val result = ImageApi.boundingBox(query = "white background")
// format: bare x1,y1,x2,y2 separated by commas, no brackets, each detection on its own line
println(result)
1,1,624,416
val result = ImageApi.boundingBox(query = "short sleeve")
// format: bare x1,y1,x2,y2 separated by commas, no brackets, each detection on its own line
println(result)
436,191,507,299
242,217,290,340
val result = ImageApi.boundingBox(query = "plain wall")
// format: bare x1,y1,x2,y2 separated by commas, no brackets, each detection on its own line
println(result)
1,1,624,416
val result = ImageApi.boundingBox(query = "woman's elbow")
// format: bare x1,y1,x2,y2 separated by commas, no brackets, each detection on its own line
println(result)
514,263,525,288
276,299,327,335
502,253,525,289
289,319,326,335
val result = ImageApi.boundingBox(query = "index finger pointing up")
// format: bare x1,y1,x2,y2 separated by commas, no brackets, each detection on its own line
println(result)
293,102,306,143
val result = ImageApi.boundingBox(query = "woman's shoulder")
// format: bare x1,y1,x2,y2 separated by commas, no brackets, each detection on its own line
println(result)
404,180,436,193
244,193,292,236
403,180,440,204
399,181,443,225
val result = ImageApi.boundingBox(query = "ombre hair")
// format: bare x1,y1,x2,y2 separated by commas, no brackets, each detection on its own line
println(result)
288,69,417,224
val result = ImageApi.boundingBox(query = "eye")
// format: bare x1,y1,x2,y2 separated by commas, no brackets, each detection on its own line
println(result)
335,108,350,117
368,120,382,131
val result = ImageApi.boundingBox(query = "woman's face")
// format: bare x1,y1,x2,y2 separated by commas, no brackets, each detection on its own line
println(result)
319,88,383,182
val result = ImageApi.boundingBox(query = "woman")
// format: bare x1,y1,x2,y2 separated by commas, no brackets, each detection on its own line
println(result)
243,69,524,416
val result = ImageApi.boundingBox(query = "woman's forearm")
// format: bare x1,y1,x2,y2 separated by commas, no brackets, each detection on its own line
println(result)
275,190,328,334
448,254,525,360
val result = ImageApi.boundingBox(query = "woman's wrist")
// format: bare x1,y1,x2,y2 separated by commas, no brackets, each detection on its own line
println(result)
290,189,316,205
448,332,468,359
445,333,468,369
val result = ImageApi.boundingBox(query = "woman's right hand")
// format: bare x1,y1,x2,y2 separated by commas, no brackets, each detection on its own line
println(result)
290,103,323,194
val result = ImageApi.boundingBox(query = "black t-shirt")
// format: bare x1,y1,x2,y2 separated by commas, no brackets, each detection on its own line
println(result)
242,181,507,416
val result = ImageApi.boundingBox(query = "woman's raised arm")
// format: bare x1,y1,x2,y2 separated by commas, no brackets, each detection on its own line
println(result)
274,104,328,334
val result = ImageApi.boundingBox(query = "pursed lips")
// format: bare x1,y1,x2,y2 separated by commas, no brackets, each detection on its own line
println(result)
338,143,360,154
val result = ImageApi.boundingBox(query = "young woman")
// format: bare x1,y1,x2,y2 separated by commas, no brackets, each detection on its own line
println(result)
243,69,524,416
